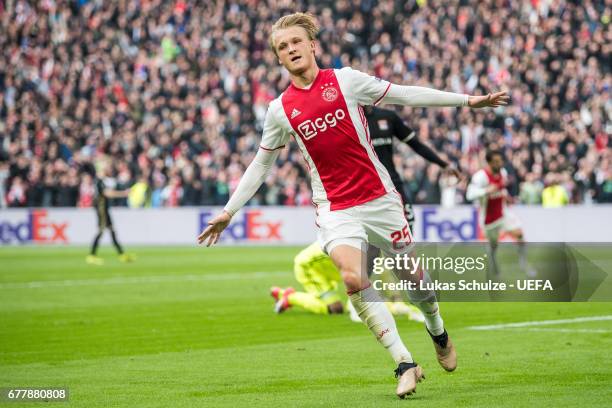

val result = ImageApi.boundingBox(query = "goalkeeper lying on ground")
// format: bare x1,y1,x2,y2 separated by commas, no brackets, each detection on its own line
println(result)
270,242,424,323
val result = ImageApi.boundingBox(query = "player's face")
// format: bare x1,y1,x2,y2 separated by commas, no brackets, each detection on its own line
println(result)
488,155,504,173
273,26,316,75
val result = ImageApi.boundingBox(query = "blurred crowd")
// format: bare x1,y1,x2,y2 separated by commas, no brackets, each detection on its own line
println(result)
1,0,610,209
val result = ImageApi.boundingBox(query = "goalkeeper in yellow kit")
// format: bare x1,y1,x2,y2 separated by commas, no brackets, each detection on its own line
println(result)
271,242,425,322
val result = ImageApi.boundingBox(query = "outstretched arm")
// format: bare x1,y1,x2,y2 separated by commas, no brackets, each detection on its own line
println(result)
382,84,509,108
406,137,464,180
341,67,509,109
389,111,463,179
197,147,280,246
224,148,280,216
197,105,289,247
406,137,448,168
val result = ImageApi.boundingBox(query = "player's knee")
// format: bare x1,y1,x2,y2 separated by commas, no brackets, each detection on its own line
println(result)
327,301,344,314
330,246,366,291
340,267,363,291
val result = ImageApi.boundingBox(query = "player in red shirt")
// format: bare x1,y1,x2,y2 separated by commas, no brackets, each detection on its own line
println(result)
467,150,535,277
198,12,508,398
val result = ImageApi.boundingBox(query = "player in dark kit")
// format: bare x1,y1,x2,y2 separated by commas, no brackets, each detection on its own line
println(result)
363,105,462,232
84,165,135,265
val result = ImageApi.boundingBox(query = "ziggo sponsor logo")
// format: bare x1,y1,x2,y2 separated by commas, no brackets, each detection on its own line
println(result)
0,210,69,244
297,109,346,140
199,210,282,241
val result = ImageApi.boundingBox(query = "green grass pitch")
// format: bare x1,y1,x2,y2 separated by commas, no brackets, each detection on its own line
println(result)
1,246,610,407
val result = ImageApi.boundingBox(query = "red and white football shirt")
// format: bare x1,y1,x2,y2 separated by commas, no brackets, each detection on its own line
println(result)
470,168,508,225
260,68,395,211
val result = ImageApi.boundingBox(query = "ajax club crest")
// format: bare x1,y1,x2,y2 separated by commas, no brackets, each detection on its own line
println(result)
321,83,338,102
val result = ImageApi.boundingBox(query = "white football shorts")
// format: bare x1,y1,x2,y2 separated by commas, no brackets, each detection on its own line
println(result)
317,191,414,256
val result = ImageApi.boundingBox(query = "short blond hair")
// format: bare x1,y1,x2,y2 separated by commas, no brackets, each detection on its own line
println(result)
269,12,319,56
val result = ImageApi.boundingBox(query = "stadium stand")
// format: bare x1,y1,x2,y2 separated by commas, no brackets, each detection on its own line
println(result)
0,0,610,208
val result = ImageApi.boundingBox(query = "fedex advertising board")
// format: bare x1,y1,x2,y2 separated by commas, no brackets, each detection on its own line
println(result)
1,205,611,246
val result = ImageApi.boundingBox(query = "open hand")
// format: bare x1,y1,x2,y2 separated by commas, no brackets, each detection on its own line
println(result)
197,211,232,247
468,91,510,108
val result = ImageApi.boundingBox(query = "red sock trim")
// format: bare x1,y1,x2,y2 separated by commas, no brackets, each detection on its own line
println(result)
346,281,371,295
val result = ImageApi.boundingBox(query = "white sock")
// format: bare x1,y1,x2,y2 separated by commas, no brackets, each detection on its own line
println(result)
406,270,444,336
346,299,362,323
413,300,444,335
350,285,413,364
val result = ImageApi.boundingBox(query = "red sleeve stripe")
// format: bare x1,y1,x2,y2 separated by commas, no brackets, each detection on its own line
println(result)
260,144,285,151
373,83,391,106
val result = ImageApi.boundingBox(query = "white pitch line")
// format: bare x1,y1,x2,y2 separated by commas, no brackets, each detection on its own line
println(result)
0,271,287,289
468,315,612,331
519,328,611,334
